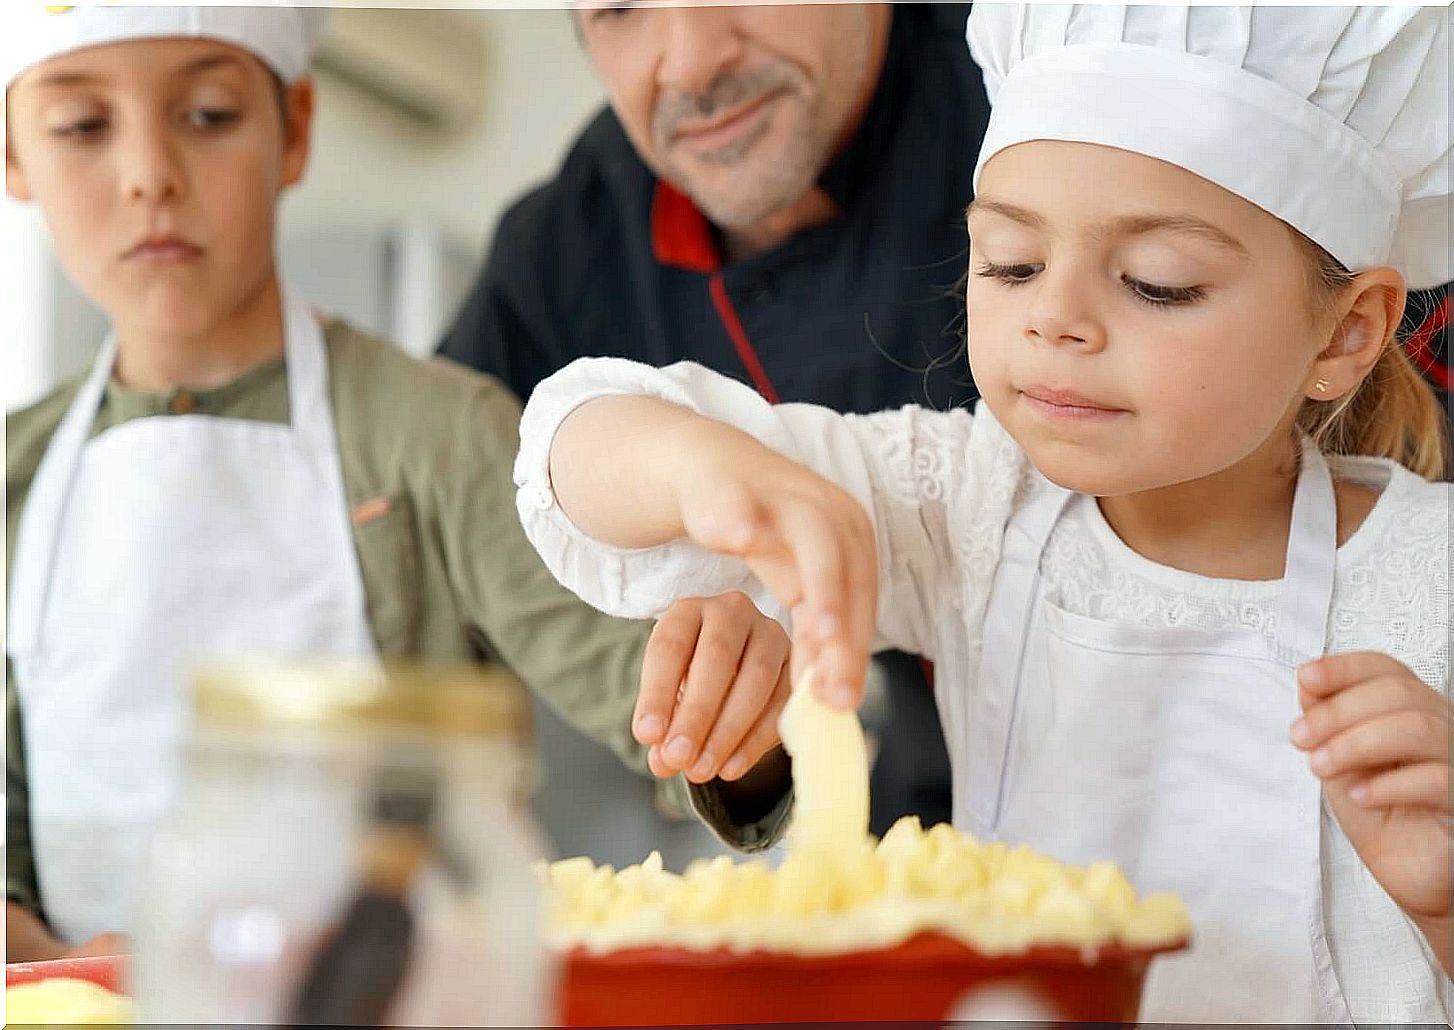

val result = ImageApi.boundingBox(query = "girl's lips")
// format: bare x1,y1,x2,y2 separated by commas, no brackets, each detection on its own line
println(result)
1019,387,1129,422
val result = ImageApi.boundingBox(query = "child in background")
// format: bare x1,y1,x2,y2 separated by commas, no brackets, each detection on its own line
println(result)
513,5,1451,1023
5,6,789,962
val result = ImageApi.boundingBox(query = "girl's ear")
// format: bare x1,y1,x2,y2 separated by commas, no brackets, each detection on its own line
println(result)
1304,266,1405,402
279,75,315,190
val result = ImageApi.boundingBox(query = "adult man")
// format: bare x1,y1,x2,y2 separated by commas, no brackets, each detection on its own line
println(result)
443,3,989,832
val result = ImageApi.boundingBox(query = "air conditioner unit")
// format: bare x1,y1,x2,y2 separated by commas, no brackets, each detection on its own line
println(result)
313,8,488,133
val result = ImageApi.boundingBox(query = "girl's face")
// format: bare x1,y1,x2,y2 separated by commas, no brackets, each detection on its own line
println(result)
967,141,1329,496
5,38,310,344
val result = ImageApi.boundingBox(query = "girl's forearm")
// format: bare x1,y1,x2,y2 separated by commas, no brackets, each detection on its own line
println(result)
548,396,703,548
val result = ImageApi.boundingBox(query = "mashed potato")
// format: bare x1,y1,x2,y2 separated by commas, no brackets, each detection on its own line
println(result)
5,978,133,1025
540,817,1189,956
542,671,1190,957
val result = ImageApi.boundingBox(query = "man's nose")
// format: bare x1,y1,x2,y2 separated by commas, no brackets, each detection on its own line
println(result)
656,6,747,96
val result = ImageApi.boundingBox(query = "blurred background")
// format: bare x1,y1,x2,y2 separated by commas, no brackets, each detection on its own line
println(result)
2,6,732,872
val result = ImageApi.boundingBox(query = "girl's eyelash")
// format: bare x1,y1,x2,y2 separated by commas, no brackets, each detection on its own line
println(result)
973,262,1207,308
1123,277,1206,307
974,262,1042,284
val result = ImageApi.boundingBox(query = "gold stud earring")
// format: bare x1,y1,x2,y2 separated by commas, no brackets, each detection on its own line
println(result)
1314,377,1330,394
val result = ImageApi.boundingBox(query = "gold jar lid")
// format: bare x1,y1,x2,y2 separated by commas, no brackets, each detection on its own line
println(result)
192,659,531,741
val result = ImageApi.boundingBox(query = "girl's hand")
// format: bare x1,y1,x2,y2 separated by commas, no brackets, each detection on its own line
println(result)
638,593,791,783
550,396,878,711
1293,652,1452,951
672,421,879,711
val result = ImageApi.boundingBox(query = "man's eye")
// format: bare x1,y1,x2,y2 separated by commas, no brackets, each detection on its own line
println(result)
589,1,636,23
974,262,1042,285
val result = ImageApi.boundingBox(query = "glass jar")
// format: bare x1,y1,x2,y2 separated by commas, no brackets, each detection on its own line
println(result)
131,661,554,1026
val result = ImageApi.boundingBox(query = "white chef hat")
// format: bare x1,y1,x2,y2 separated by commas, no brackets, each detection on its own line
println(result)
967,6,1451,289
3,4,328,91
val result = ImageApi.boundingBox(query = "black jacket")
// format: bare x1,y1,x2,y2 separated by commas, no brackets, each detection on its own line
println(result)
441,4,989,415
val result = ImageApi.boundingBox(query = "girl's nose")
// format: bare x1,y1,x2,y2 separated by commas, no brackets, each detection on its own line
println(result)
1023,271,1105,352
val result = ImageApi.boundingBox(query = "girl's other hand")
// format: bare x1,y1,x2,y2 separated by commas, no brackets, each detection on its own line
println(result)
638,593,791,783
1293,651,1452,969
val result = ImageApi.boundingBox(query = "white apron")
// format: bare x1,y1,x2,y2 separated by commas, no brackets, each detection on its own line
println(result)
962,443,1353,1023
7,291,377,945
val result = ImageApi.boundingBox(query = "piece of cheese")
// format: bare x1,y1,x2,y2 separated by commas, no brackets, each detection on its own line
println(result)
777,667,869,853
5,978,133,1025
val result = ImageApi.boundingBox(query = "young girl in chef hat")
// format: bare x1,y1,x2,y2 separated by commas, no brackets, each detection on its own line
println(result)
513,5,1452,1022
4,4,793,964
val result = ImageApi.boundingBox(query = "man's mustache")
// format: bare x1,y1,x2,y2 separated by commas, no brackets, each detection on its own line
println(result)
654,65,800,145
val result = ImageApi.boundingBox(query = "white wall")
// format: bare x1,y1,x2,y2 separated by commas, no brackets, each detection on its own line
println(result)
286,9,603,256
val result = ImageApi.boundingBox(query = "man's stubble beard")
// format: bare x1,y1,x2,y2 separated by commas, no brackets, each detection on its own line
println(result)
652,67,833,230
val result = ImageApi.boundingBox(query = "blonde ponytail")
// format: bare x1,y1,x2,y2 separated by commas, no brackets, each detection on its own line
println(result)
1294,236,1450,481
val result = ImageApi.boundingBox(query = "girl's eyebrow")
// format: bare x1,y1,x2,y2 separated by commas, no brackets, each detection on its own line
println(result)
966,198,1045,231
967,199,1249,257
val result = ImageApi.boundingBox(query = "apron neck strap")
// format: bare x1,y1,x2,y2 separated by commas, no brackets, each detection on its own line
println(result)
5,338,118,658
278,287,333,442
1275,438,1338,665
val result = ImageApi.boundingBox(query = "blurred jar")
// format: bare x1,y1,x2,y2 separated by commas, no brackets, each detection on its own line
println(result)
131,660,553,1026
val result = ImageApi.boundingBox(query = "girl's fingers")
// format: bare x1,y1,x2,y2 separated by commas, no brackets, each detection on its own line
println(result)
780,501,872,709
720,668,792,781
1292,675,1438,751
1309,709,1452,780
637,602,704,745
688,473,876,713
1298,652,1414,700
661,604,755,774
1349,761,1453,812
839,505,879,710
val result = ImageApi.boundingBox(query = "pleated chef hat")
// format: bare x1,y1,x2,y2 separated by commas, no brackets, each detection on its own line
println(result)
3,4,328,90
967,6,1450,289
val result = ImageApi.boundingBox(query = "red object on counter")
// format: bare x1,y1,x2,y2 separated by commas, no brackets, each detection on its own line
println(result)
559,930,1186,1025
6,955,128,992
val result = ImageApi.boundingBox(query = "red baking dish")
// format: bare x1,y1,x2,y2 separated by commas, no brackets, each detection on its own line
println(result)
6,954,128,993
558,930,1188,1025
